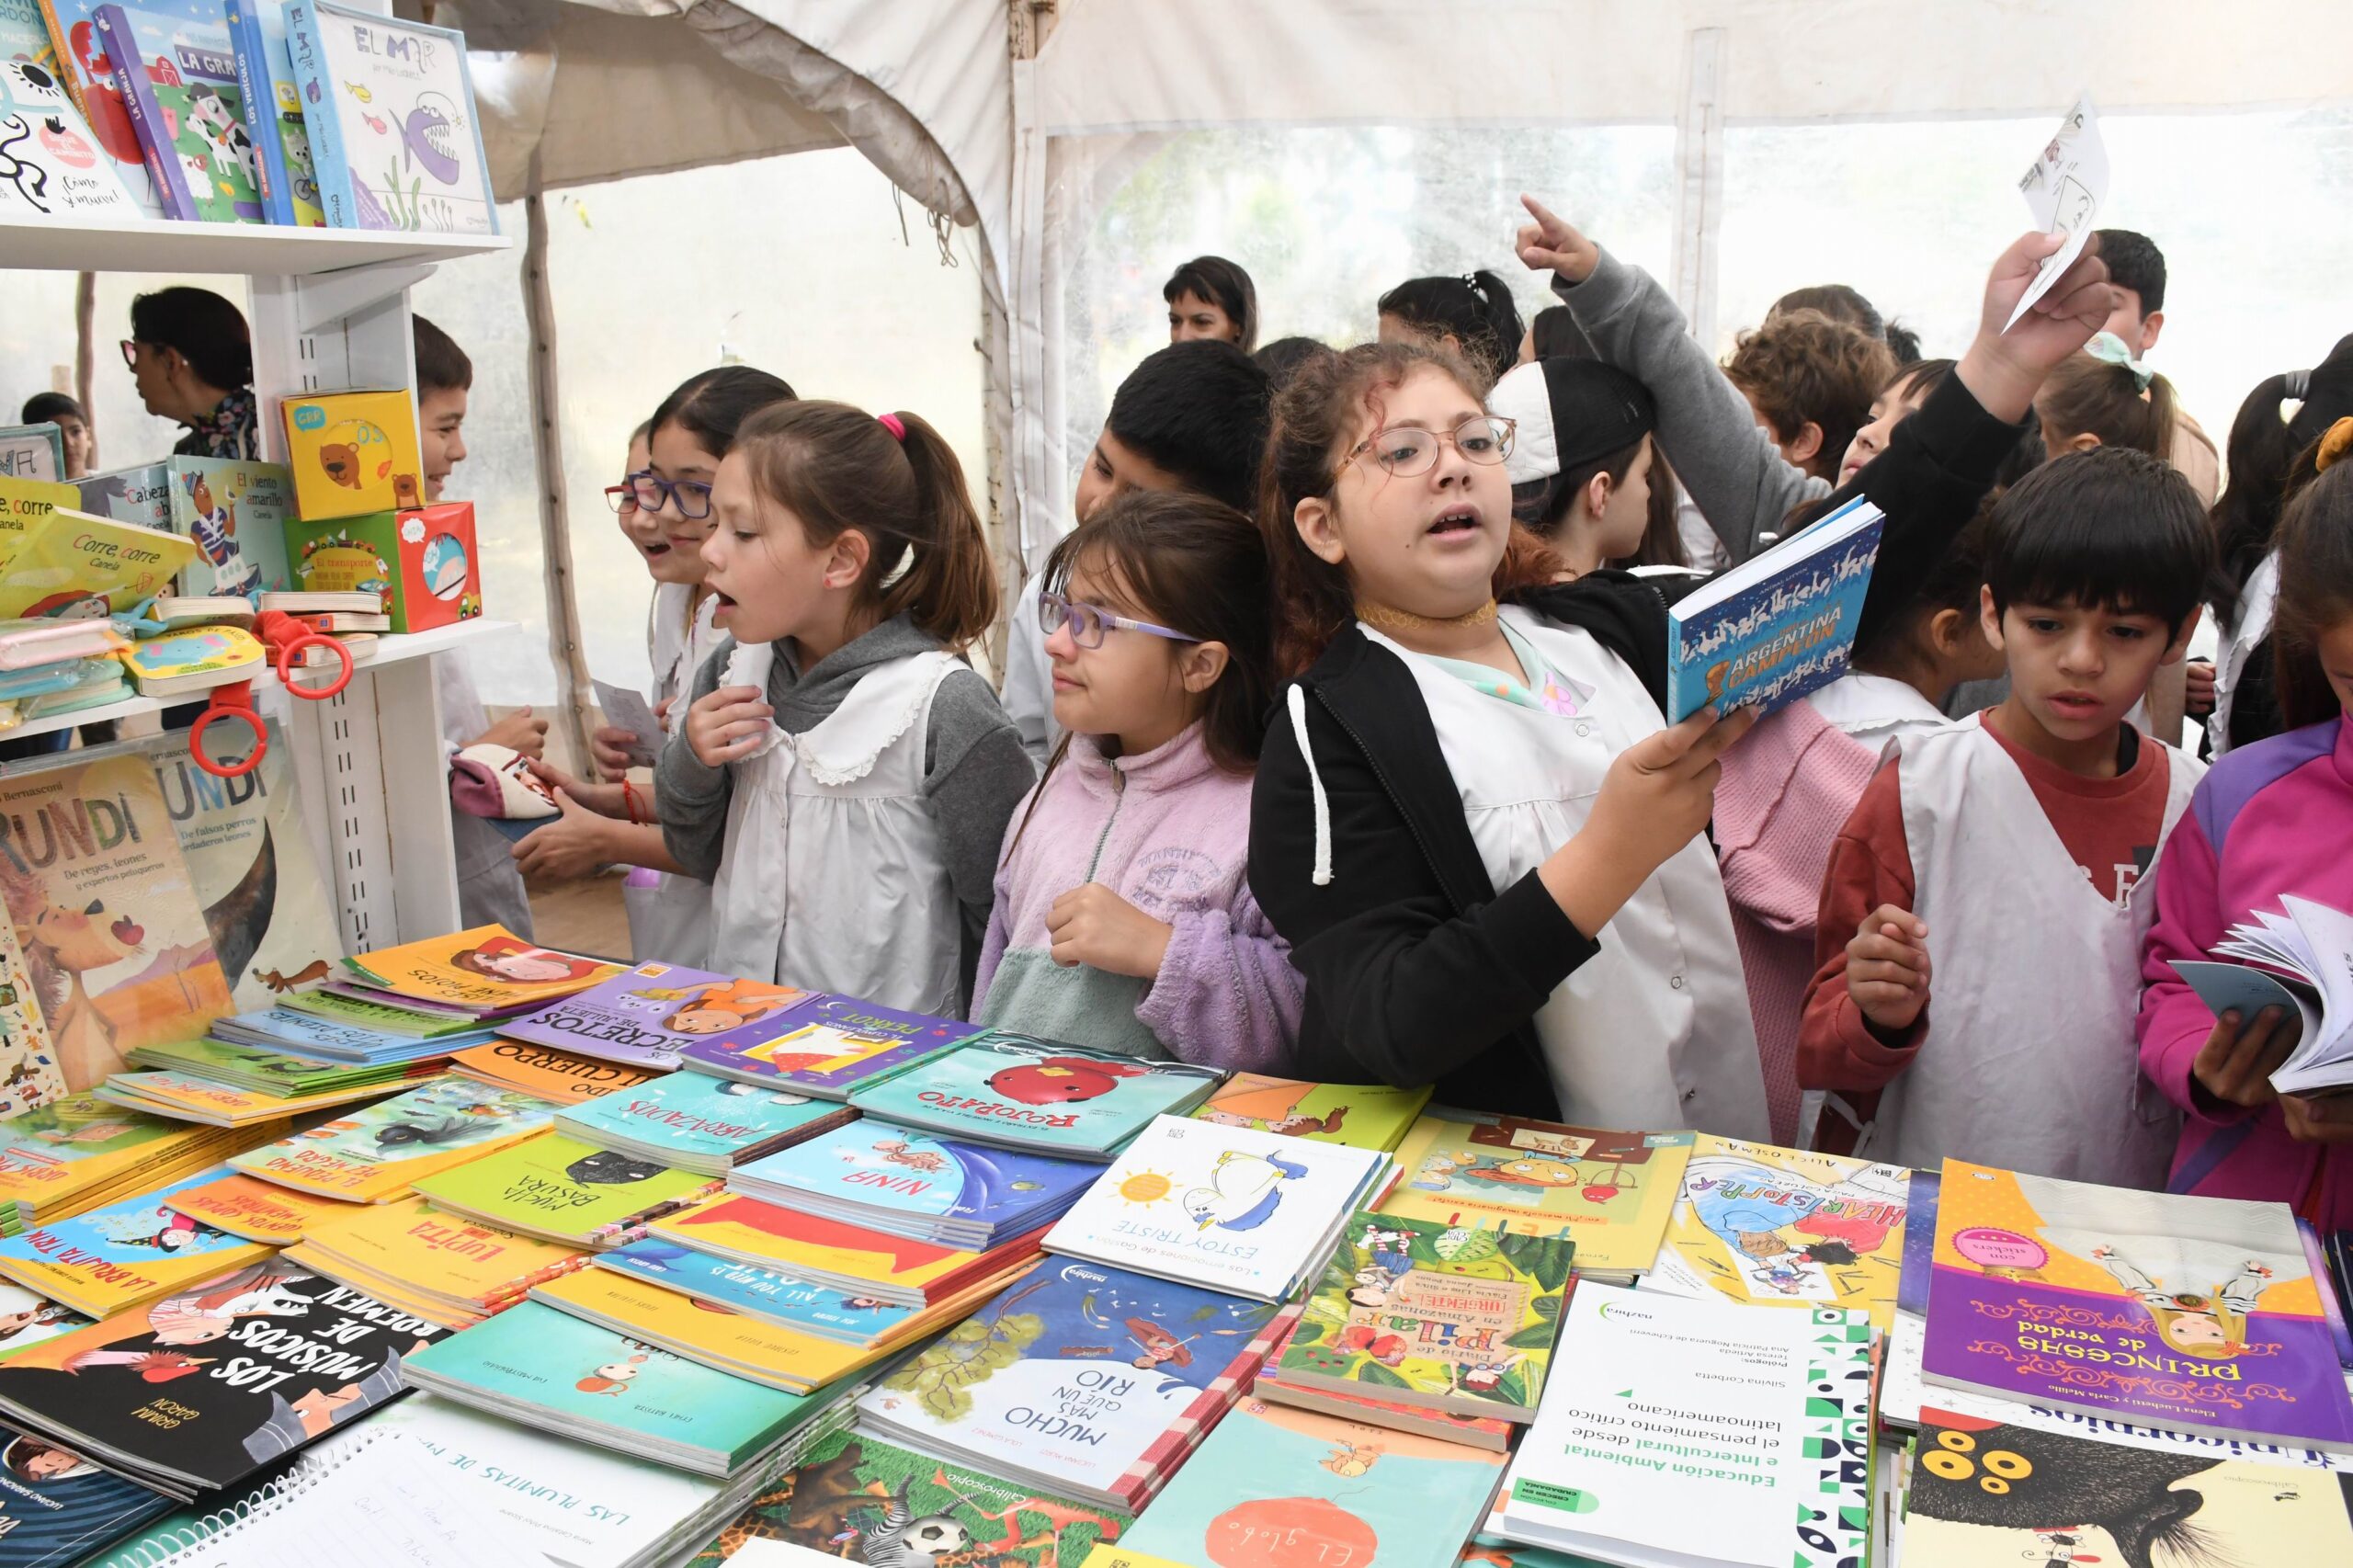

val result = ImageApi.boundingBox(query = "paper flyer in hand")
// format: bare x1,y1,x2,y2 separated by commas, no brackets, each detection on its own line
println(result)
2007,94,2109,329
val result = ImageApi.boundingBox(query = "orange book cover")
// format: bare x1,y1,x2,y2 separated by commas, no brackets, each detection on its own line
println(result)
449,1040,661,1103
650,1196,1037,1299
165,1173,347,1243
341,926,620,1010
301,1195,586,1309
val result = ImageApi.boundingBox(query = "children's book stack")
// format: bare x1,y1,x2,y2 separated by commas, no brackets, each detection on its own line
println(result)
409,1129,724,1249
593,1236,973,1356
1191,1072,1434,1152
552,1067,857,1176
401,1299,857,1479
123,1036,442,1101
333,925,622,1023
0,1094,271,1235
1254,1315,1518,1452
857,1256,1294,1511
210,999,479,1059
0,1163,268,1317
673,988,979,1096
496,960,812,1073
287,1190,590,1329
724,1118,1098,1248
647,1192,1047,1309
1044,1115,1392,1302
847,1033,1222,1160
0,1278,91,1363
95,1064,405,1126
163,1167,347,1243
1382,1110,1695,1286
449,1039,662,1102
225,1074,555,1204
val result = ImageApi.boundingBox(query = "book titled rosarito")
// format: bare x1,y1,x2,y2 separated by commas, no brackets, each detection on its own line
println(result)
847,1034,1221,1160
1665,496,1883,720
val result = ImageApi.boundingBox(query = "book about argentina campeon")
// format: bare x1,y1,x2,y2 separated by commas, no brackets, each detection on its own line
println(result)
1665,496,1884,720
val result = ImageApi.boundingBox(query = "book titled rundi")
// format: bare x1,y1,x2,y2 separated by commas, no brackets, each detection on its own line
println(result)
1665,495,1884,721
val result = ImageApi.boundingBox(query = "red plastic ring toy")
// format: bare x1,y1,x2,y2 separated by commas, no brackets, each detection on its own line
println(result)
274,630,353,699
188,700,267,778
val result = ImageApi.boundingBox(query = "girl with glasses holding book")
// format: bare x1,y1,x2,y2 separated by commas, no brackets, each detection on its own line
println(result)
971,491,1302,1065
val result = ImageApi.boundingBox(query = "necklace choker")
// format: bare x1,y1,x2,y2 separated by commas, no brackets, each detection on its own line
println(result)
1356,598,1499,632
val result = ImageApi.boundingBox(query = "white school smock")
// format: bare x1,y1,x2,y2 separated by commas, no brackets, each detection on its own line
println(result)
1366,608,1769,1139
624,584,722,966
2206,551,2279,759
1807,673,1954,743
705,642,962,1015
1860,714,2198,1187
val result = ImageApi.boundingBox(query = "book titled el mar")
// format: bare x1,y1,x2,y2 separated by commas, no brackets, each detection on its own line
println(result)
1666,495,1883,720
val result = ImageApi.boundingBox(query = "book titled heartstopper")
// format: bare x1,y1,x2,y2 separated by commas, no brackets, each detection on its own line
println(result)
856,1257,1287,1512
1665,495,1884,720
1922,1159,2353,1451
675,992,979,1100
846,1034,1222,1160
494,962,811,1072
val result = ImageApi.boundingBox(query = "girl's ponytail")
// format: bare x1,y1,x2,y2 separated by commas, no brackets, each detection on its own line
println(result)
2270,429,2353,731
1375,273,1525,383
1467,269,1527,381
2035,347,2178,460
877,412,998,652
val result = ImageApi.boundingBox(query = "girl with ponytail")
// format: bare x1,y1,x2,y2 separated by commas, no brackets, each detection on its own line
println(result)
655,401,1035,1013
1378,270,1527,383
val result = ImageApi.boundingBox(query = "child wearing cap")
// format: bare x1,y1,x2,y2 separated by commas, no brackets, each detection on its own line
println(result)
1486,358,1680,585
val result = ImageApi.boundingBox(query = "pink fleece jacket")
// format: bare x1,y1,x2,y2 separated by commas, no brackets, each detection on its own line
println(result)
1715,699,1881,1145
2139,716,2353,1229
972,722,1302,1071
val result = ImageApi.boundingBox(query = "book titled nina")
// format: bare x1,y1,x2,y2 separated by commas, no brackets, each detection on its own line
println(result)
1665,496,1883,720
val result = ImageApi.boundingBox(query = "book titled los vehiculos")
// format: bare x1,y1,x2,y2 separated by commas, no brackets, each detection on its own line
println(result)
553,1069,854,1176
0,1257,443,1497
496,962,809,1072
1922,1158,2353,1451
856,1256,1287,1511
847,1034,1222,1160
1191,1073,1433,1152
1665,495,1884,720
1044,1116,1392,1303
1491,1282,1873,1568
408,1130,722,1249
227,1076,555,1202
726,1119,1098,1250
1277,1209,1574,1425
675,990,977,1100
1382,1111,1693,1283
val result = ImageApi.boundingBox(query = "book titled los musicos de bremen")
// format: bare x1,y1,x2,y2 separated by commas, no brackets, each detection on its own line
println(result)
1490,1282,1873,1568
856,1256,1288,1512
339,925,620,1012
1382,1111,1694,1284
227,1076,554,1203
1275,1209,1574,1426
1190,1073,1432,1152
0,1256,445,1498
847,1034,1222,1160
0,1163,268,1317
554,1069,854,1176
1665,494,1884,720
497,961,809,1072
1922,1159,2353,1451
1044,1116,1391,1303
727,1119,1098,1250
650,1195,1047,1310
1645,1132,1911,1325
409,1131,723,1249
676,990,978,1100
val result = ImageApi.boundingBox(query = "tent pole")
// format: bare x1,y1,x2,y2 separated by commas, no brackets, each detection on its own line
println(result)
1670,27,1726,355
74,272,97,468
520,186,597,781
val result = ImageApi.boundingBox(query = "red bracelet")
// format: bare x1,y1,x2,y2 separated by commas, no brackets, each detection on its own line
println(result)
620,779,648,826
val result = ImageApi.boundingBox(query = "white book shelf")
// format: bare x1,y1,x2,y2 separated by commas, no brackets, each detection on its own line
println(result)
3,204,517,959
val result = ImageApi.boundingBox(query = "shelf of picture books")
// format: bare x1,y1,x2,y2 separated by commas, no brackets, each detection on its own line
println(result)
0,923,2344,1568
0,0,506,267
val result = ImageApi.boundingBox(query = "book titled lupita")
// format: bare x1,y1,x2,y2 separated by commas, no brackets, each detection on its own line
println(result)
496,961,810,1072
847,1034,1222,1160
0,1257,444,1497
727,1119,1098,1249
1923,1159,2353,1451
675,991,977,1100
857,1257,1286,1512
295,1193,588,1318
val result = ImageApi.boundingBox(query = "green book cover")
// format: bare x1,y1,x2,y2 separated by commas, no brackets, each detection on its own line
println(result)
1278,1209,1574,1423
128,1038,408,1095
411,1131,721,1247
1190,1073,1434,1152
281,987,490,1038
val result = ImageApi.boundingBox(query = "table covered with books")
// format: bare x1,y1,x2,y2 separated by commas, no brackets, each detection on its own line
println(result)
0,915,2344,1568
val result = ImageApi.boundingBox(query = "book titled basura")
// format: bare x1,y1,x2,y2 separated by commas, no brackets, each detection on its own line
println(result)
1383,1112,1693,1282
847,1034,1222,1160
1277,1209,1574,1425
227,1076,554,1202
554,1069,853,1175
857,1257,1285,1511
1922,1158,2353,1451
497,961,809,1071
676,990,977,1100
1665,494,1884,720
1191,1074,1433,1153
339,925,619,1011
727,1120,1098,1249
409,1130,722,1249
0,1163,268,1317
0,1257,443,1497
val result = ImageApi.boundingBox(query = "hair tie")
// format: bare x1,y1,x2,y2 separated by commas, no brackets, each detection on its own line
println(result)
2085,332,2154,392
2284,369,2313,401
2318,416,2353,473
877,413,906,442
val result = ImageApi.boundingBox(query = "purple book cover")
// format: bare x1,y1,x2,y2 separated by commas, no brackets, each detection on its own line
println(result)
494,961,814,1070
1897,1166,1941,1318
676,992,981,1101
1923,1159,2353,1451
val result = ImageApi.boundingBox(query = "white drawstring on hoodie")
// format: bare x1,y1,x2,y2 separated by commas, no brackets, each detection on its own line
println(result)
1287,685,1334,886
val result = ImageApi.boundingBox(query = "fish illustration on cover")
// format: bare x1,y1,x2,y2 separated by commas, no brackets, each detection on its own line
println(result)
1646,1133,1910,1323
736,1123,1097,1225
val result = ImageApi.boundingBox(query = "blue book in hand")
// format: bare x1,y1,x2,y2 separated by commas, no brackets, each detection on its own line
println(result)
1665,496,1885,720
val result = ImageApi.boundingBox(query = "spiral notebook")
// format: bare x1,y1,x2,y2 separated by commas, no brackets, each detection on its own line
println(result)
115,1430,540,1567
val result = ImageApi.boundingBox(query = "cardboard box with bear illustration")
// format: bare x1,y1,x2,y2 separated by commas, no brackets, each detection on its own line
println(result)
284,504,483,633
279,389,427,521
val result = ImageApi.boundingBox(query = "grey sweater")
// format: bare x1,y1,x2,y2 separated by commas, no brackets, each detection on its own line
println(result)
1551,248,1832,566
655,615,1037,1009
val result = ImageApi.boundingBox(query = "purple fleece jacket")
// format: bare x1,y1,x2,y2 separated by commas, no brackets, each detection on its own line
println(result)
973,722,1302,1071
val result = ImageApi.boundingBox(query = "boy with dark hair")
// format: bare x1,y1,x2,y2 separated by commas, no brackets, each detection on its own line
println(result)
2092,226,2217,511
17,392,91,479
1800,446,2215,1187
1723,309,1896,485
1003,340,1273,763
413,313,472,501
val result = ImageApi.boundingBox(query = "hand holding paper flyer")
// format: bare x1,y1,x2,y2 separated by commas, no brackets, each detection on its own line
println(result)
2006,94,2109,330
594,679,667,766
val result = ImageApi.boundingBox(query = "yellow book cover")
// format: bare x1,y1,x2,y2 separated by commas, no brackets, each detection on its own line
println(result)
0,1166,270,1317
1644,1132,1911,1324
279,390,426,520
1192,1074,1434,1152
530,1266,878,1392
301,1195,585,1309
94,1070,381,1126
342,925,621,1010
448,1040,661,1103
0,508,199,619
1379,1112,1695,1277
0,479,77,572
0,1096,222,1210
278,1245,491,1329
0,914,64,1121
226,1077,555,1203
165,1172,347,1243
